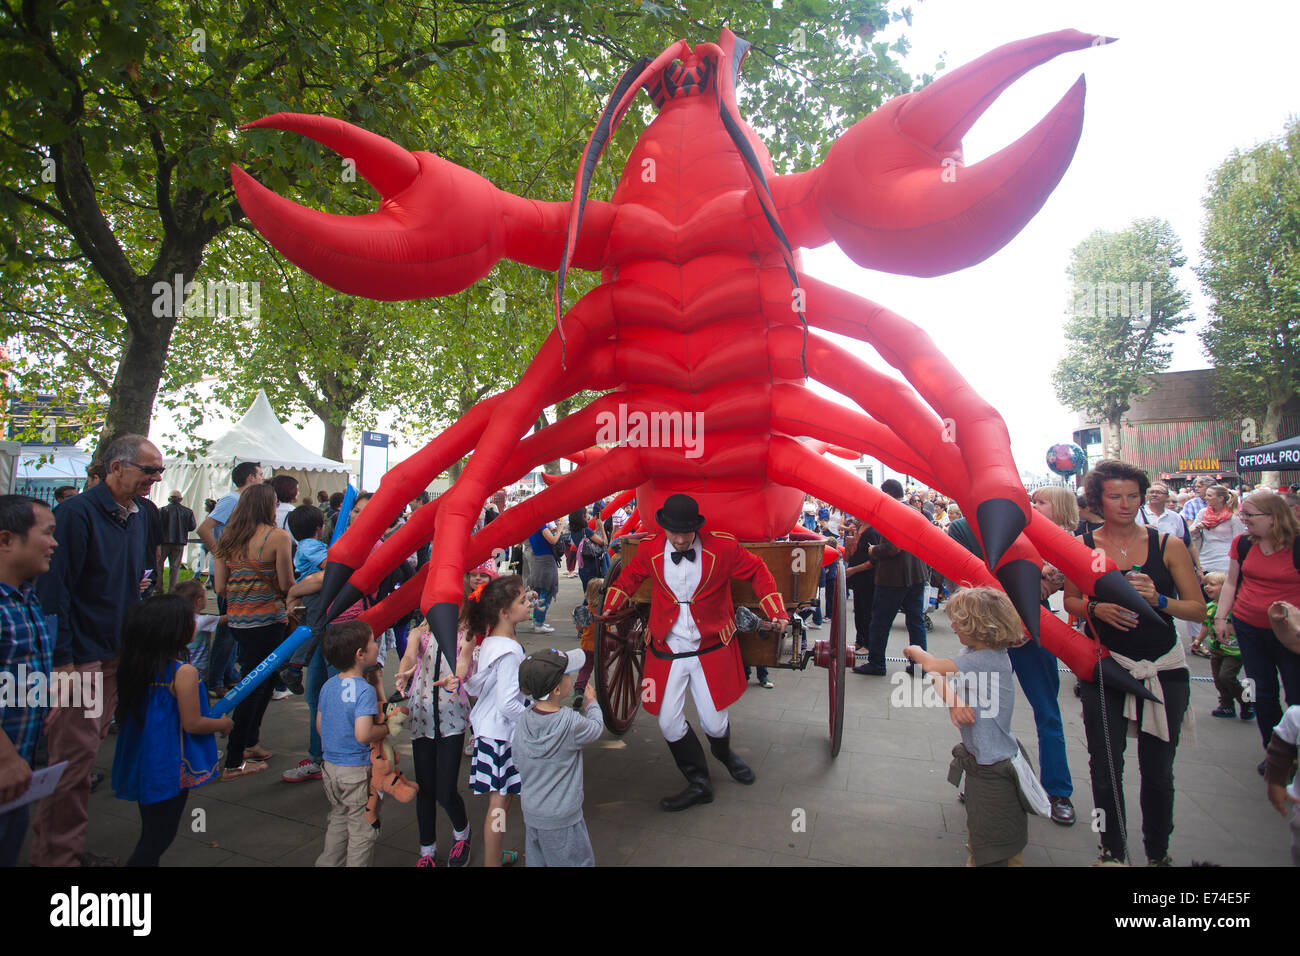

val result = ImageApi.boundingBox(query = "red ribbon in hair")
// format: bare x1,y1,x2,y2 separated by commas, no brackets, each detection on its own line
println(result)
469,582,488,602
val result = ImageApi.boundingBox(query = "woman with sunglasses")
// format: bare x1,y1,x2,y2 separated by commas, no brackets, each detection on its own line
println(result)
1212,492,1300,767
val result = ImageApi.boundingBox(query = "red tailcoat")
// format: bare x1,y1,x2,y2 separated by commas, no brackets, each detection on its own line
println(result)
602,530,788,715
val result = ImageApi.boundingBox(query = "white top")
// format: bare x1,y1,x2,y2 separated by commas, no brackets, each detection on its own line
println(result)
194,613,220,635
465,634,528,742
1194,514,1246,575
1135,505,1188,543
275,502,294,529
664,536,702,655
1273,706,1300,800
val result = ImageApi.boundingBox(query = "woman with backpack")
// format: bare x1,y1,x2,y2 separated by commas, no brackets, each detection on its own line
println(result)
571,507,608,592
1212,492,1300,764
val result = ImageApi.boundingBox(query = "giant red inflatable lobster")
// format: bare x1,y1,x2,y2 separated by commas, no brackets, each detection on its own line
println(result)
231,28,1158,694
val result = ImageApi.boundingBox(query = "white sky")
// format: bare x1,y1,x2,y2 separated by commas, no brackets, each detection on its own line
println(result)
152,0,1299,483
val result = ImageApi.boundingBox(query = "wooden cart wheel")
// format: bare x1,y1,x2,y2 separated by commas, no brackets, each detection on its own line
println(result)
594,557,647,735
813,559,849,758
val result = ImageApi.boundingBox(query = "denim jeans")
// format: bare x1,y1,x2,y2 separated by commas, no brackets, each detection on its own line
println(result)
207,594,240,688
1232,615,1300,750
306,644,340,764
743,665,770,682
1008,639,1072,798
533,588,555,626
866,582,927,671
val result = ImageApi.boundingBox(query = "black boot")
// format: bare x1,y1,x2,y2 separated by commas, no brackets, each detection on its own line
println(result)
706,727,756,784
660,726,714,812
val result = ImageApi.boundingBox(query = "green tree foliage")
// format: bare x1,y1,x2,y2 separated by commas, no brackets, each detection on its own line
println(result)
1052,218,1192,458
1198,118,1300,483
1,0,920,459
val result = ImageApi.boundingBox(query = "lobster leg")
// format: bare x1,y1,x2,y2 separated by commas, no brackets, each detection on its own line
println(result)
337,392,631,608
771,329,1159,634
764,435,1145,694
790,273,1027,567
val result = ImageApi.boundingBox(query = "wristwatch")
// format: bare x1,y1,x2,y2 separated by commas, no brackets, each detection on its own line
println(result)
1087,599,1099,618
1157,593,1168,610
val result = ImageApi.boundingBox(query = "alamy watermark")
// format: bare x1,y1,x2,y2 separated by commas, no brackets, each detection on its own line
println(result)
151,274,261,321
889,669,1001,718
1,666,104,719
1068,281,1152,325
595,404,703,459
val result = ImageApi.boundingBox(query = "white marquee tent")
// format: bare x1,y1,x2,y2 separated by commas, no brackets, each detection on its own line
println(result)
151,390,349,519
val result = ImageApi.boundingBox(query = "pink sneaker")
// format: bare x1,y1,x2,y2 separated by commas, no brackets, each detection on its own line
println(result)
448,830,472,868
281,758,323,783
416,855,436,868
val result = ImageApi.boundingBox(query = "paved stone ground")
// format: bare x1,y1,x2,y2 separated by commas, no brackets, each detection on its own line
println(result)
54,574,1290,867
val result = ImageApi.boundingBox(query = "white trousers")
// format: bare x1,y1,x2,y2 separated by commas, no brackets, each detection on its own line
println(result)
658,654,729,742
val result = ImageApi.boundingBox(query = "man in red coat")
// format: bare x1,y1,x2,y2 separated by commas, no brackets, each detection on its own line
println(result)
602,494,788,810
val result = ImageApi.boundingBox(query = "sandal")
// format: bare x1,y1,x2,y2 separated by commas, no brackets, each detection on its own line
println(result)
221,760,268,781
244,746,274,761
500,850,519,866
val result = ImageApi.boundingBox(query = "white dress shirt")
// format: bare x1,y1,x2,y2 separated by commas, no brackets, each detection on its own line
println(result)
663,536,702,655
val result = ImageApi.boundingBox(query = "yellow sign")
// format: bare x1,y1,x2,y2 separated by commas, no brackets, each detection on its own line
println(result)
1177,458,1219,471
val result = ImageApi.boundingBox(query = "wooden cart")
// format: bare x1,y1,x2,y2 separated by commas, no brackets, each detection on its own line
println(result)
593,539,854,757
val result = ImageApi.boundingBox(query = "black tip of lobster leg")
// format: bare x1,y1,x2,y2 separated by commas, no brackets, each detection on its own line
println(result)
996,559,1042,644
975,498,1025,570
1093,569,1165,627
1094,655,1159,703
317,561,358,625
427,602,460,670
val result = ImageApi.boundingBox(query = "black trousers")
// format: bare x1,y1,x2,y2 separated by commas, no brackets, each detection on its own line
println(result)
126,790,189,867
1079,667,1189,861
225,623,285,769
849,582,873,648
412,735,469,846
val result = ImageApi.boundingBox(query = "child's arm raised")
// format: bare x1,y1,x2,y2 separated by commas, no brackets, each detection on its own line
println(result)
174,664,234,736
902,645,957,676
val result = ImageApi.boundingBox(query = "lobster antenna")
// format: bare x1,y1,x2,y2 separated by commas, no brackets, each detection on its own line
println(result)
556,41,691,370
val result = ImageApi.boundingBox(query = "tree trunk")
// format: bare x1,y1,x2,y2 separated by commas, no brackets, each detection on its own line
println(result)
93,312,177,460
322,418,346,462
1260,392,1291,489
1105,411,1123,460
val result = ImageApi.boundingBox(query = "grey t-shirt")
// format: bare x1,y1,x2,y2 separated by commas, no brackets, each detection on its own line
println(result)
512,701,604,831
955,645,1018,765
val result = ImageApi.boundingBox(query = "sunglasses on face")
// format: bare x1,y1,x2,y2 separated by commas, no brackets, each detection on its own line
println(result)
122,461,165,476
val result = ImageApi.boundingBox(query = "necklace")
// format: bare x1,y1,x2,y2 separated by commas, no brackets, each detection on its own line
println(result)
1103,526,1145,562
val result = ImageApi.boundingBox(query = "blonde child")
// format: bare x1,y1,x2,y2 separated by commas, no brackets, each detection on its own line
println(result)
904,587,1049,866
456,574,532,866
1196,572,1254,720
315,620,387,867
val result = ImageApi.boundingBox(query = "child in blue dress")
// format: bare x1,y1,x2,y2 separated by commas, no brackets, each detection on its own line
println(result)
112,594,232,866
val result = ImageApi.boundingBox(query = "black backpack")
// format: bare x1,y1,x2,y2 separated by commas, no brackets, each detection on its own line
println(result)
1233,535,1300,577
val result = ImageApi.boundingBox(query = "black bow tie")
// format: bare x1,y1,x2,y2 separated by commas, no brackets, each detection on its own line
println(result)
671,549,696,565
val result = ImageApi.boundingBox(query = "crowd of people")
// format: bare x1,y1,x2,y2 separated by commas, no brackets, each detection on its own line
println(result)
2,437,1298,869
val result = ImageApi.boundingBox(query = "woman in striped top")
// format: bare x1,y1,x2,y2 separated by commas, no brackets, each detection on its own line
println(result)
214,483,294,779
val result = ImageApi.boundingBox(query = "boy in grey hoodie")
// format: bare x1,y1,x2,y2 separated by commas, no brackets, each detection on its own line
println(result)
513,648,604,866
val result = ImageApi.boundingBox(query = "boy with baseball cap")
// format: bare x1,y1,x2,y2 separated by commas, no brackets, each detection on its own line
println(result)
512,648,604,866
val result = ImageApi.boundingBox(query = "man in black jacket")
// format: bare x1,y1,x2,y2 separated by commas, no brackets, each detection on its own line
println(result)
843,518,880,654
854,480,929,676
159,490,195,592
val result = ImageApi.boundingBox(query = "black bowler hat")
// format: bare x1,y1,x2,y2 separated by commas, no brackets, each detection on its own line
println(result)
655,493,706,533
